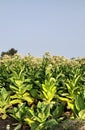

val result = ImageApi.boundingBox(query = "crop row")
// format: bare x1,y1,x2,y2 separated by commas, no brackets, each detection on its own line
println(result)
0,53,85,130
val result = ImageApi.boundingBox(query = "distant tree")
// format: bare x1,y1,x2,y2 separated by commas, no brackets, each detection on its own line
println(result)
1,48,18,57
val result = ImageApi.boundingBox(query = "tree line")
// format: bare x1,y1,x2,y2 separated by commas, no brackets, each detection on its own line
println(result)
0,48,17,57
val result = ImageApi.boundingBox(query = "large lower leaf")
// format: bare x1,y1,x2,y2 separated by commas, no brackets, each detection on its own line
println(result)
78,109,85,120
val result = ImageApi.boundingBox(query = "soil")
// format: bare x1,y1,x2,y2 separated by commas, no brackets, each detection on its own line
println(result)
0,116,85,130
0,116,30,130
54,119,85,130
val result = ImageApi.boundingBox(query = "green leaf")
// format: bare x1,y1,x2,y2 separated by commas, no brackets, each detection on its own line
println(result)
43,119,58,129
31,122,40,130
15,80,23,86
10,85,18,92
42,91,48,100
14,123,22,130
42,84,47,92
78,109,85,119
22,95,34,104
10,99,22,105
30,89,38,98
44,104,50,118
2,113,8,120
24,117,34,127
74,75,81,86
75,94,85,111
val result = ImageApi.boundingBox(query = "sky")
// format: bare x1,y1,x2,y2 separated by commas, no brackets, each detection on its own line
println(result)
0,0,85,58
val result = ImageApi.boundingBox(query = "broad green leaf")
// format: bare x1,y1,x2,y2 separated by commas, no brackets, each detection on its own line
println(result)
42,84,47,92
78,109,85,119
30,89,38,97
15,80,23,86
2,114,7,120
24,117,34,127
74,75,81,86
43,119,58,129
22,96,34,104
10,99,22,105
14,123,22,130
75,95,85,111
10,85,18,92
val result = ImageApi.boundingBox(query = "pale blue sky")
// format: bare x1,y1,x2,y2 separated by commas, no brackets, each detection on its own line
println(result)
0,0,85,58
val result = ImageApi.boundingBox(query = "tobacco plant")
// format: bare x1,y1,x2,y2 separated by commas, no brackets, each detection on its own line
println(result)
9,103,27,130
74,91,85,119
9,67,34,105
0,53,85,129
0,88,11,119
40,64,56,104
58,68,82,113
24,101,57,130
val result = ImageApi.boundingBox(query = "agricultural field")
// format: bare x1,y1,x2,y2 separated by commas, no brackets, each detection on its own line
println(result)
0,52,85,130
